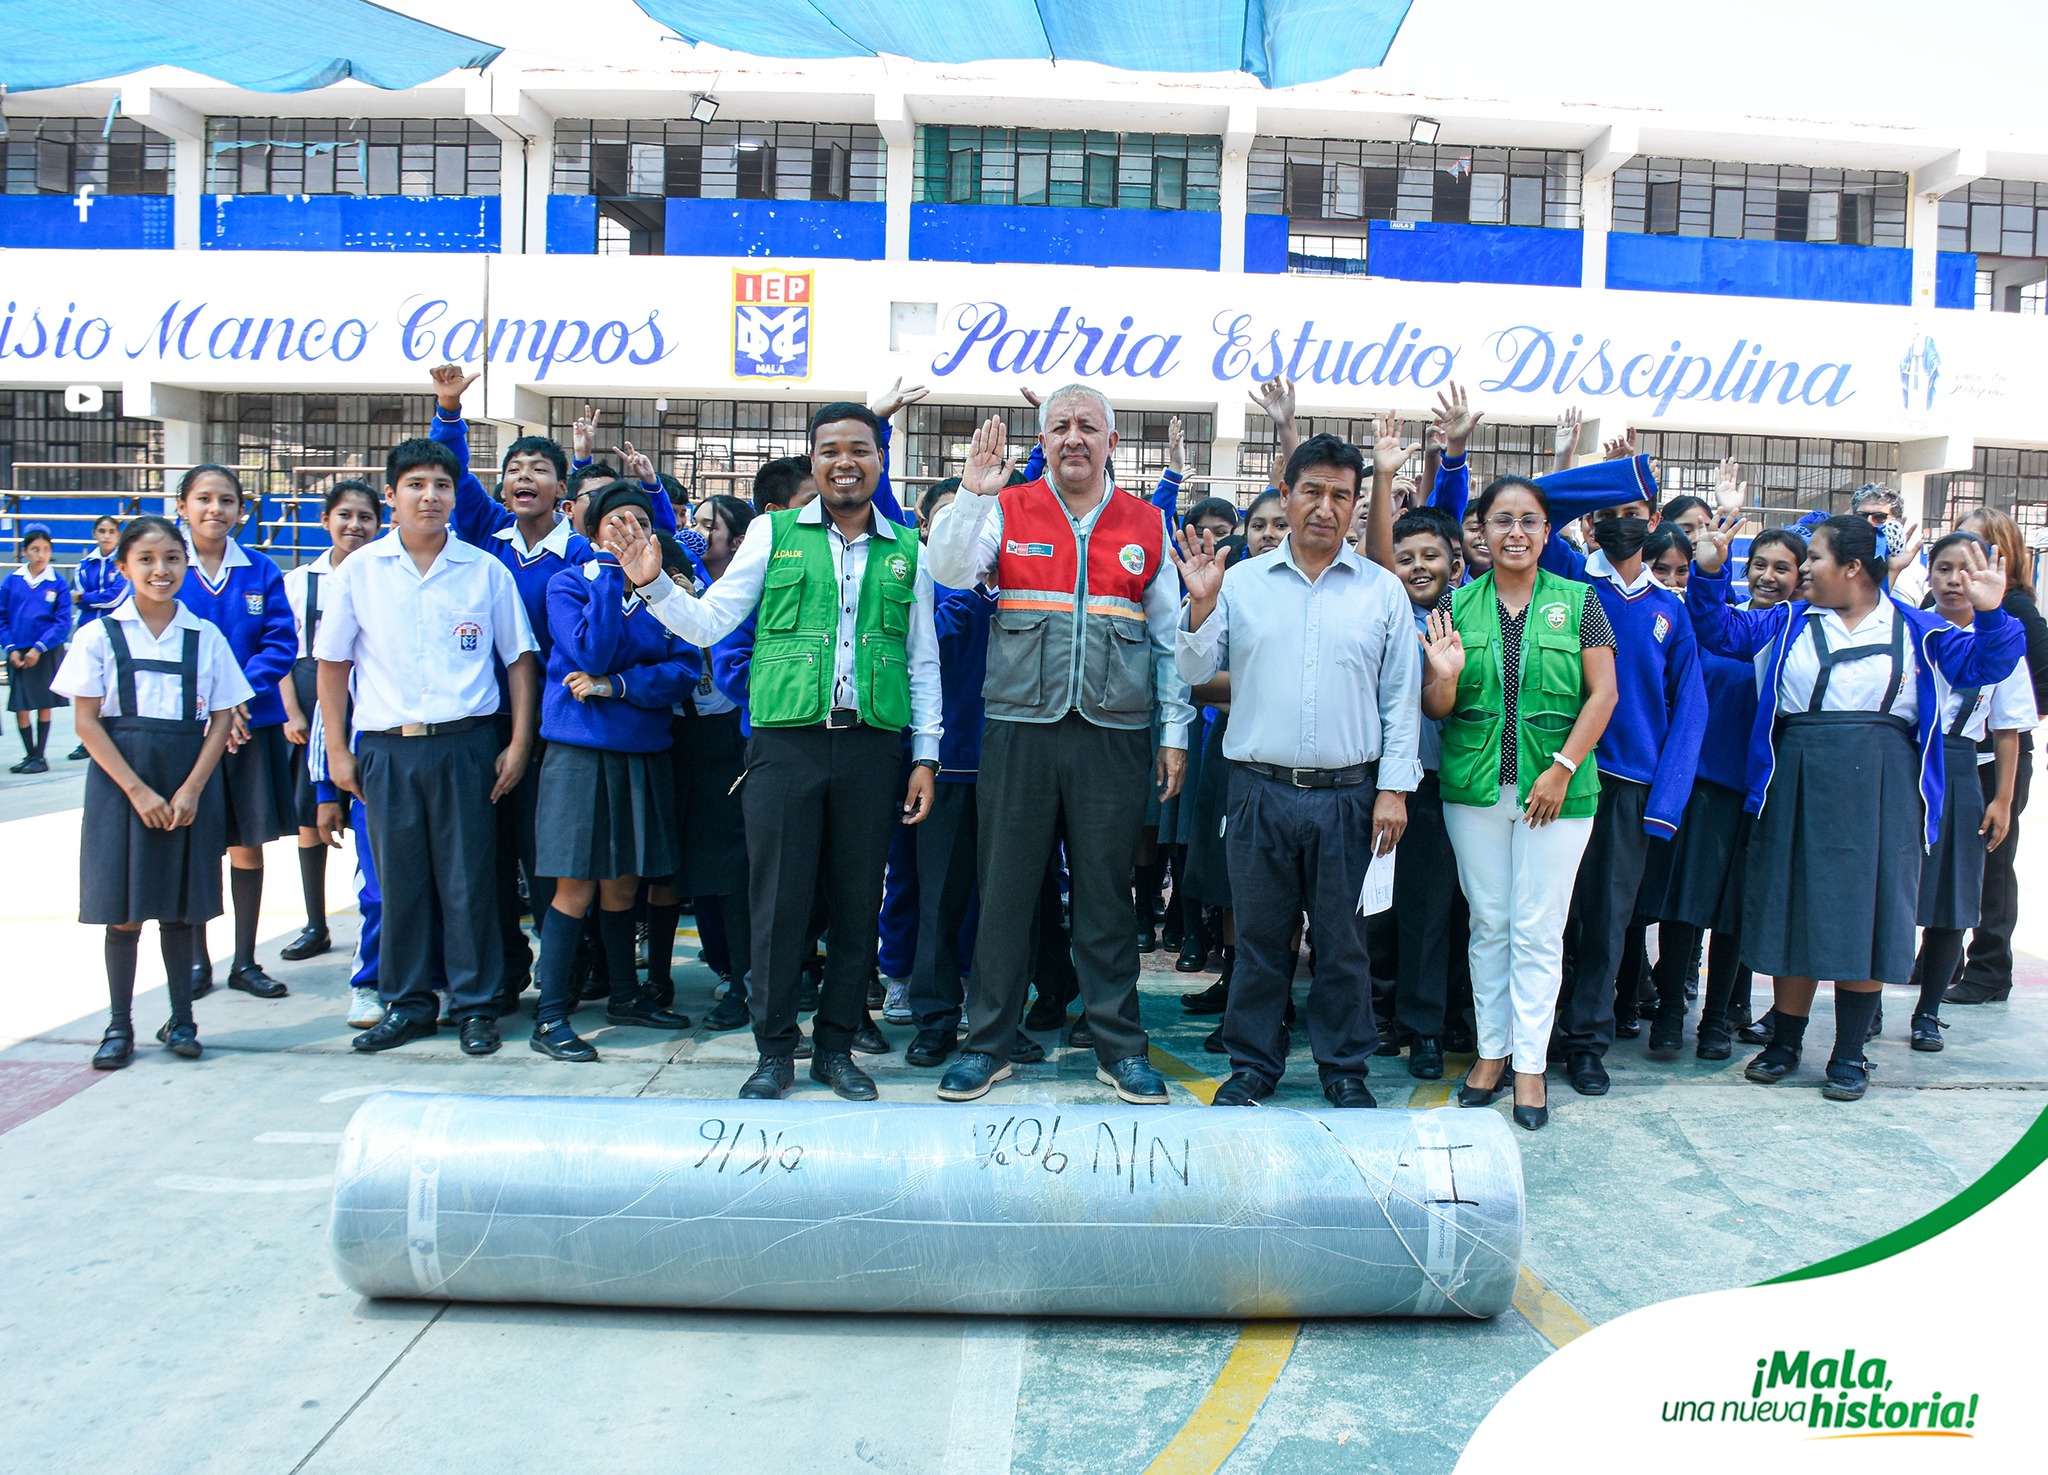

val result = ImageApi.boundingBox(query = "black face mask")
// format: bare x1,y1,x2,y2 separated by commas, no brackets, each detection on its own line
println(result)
1591,515,1650,561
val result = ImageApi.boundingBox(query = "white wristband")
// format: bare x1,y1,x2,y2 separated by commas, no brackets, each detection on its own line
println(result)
1552,752,1579,775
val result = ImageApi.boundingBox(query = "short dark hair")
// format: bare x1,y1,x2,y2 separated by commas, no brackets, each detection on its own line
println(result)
1928,530,1991,567
703,493,755,544
176,463,244,504
1643,523,1693,565
808,401,882,446
1244,487,1285,523
116,514,182,564
753,455,812,512
1746,527,1807,567
19,525,52,551
1659,494,1710,524
92,513,121,533
1182,496,1239,531
324,479,383,520
566,464,614,499
385,437,462,489
1813,513,1882,583
1392,507,1459,558
502,435,568,482
1282,432,1366,492
1472,475,1551,524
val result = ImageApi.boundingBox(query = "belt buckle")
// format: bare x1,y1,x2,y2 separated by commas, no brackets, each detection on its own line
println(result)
399,722,428,738
826,709,858,730
1290,767,1319,789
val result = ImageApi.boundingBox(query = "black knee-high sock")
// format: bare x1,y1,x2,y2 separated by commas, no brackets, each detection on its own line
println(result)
297,845,327,932
230,865,264,971
1828,989,1882,1065
534,906,585,1028
105,927,140,1030
1764,1005,1810,1058
15,721,30,758
646,900,683,999
1916,929,1966,1020
1701,932,1742,1032
159,922,196,1028
598,907,639,1008
33,714,49,759
1652,922,1701,1013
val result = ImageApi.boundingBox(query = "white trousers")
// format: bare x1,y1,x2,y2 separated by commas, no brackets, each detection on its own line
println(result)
1442,785,1595,1075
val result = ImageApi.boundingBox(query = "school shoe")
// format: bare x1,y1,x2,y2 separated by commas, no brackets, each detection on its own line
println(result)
67,743,88,761
1175,937,1208,973
1211,1072,1274,1106
1565,1052,1610,1096
1743,1041,1801,1084
279,925,331,961
229,964,289,999
159,1021,202,1059
1910,1013,1947,1052
1180,979,1229,1015
1695,1025,1733,1062
1866,1003,1883,1041
866,972,886,1010
1024,992,1071,1032
459,1016,502,1056
530,1020,599,1063
793,1032,813,1060
1010,1030,1046,1065
937,1052,1012,1101
851,1020,891,1055
1373,1023,1403,1057
1203,1025,1227,1055
189,962,214,1000
1097,1056,1169,1105
352,1010,437,1052
882,980,914,1025
1613,1010,1643,1040
345,988,385,1029
10,756,48,775
1646,1008,1686,1061
1737,1015,1774,1046
92,1026,134,1070
1323,1077,1377,1109
607,995,692,1030
905,1027,957,1068
703,992,751,1032
739,1054,795,1100
1068,1015,1095,1050
1821,1057,1872,1102
797,960,823,1012
1942,979,2010,1005
811,1051,879,1102
1407,1038,1445,1080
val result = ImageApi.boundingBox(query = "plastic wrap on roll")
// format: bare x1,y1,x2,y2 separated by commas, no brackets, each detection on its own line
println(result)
328,1092,1524,1319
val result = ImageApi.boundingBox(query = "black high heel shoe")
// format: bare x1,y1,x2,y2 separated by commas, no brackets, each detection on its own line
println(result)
1512,1073,1549,1131
1457,1062,1510,1108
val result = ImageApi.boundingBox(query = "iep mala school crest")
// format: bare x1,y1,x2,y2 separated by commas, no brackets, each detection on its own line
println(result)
1542,602,1567,631
1653,613,1670,643
244,592,266,616
453,619,482,653
732,269,812,381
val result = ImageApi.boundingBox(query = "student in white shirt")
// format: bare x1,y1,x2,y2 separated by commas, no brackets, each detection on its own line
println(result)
55,516,251,1068
315,439,539,1058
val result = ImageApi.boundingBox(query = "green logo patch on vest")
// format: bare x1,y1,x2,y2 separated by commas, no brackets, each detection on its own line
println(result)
1542,602,1567,631
888,553,909,580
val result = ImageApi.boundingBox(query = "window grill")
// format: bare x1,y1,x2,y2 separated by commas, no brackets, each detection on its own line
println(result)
2,118,173,195
203,118,500,196
917,127,1221,212
1926,446,2048,536
1612,157,1907,247
1249,138,1581,230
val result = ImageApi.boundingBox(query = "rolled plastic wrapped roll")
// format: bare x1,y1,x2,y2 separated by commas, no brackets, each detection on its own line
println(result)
329,1092,1524,1319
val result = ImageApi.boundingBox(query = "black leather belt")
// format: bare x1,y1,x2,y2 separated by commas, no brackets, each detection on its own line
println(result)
361,716,492,739
823,708,864,730
1241,760,1373,789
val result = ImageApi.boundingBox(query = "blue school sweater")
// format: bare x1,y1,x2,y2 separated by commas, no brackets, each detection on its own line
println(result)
74,550,128,617
1694,646,1758,794
542,555,699,754
1584,560,1706,835
934,581,996,780
2,568,72,652
1685,563,2026,845
179,541,296,728
1430,453,1662,581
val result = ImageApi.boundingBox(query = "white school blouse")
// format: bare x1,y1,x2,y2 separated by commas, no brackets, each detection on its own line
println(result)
53,599,253,720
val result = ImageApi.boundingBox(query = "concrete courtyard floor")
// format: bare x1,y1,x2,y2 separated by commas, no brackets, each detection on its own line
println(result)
2,716,2043,1474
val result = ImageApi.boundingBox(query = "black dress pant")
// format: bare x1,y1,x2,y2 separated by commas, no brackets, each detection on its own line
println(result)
1391,773,1462,1042
1556,776,1650,1059
742,724,903,1057
1221,766,1383,1085
357,723,504,1021
491,717,550,988
1961,748,2031,993
909,779,978,1031
965,714,1150,1066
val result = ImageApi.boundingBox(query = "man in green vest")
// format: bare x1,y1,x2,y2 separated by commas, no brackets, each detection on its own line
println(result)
613,402,941,1102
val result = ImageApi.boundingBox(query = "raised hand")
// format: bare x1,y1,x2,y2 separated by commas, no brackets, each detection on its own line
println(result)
1019,387,1042,409
1431,382,1482,457
1552,405,1584,462
615,441,656,484
1420,609,1466,685
960,415,1019,496
872,377,929,420
1372,411,1421,479
1888,518,1924,575
1713,456,1748,512
1248,376,1297,427
606,519,664,588
1602,426,1639,462
430,362,479,412
572,403,600,462
1168,524,1227,606
1695,509,1740,575
1391,474,1418,512
1166,415,1187,476
1961,542,2008,612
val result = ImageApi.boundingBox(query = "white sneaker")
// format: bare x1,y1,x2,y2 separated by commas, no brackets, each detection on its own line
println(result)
882,978,914,1025
346,987,386,1029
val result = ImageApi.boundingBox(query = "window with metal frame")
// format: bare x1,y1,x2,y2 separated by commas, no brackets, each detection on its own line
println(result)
546,397,833,501
900,404,1214,499
0,389,166,567
203,118,499,197
1249,137,1582,232
916,127,1222,212
1926,446,2048,536
552,120,886,201
1636,430,1899,524
1612,157,1906,247
2,118,173,195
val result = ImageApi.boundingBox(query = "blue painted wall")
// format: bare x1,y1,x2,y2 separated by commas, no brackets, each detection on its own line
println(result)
1367,221,1582,288
911,203,1220,270
1936,251,1978,310
1606,232,1910,306
665,198,885,259
0,195,172,250
547,194,598,254
1244,213,1289,274
201,195,499,251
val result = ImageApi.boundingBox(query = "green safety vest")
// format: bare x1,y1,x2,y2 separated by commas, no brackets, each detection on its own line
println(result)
1438,568,1602,816
749,508,918,731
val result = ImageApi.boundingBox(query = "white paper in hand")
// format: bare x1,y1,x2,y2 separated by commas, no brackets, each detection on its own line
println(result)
1357,847,1397,917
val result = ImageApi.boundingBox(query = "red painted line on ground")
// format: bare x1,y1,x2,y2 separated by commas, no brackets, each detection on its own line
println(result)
0,1061,105,1137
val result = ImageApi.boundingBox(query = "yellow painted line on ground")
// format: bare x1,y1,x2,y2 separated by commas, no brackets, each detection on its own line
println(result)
1514,1266,1592,1348
1149,1045,1221,1105
1409,1079,1456,1108
1142,1320,1302,1475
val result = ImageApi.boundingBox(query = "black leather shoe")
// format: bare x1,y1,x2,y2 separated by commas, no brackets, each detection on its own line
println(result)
1646,1008,1685,1060
1444,1024,1476,1054
1457,1065,1509,1107
1024,993,1071,1031
739,1054,795,1100
1010,1030,1046,1065
352,1011,437,1052
1866,1003,1883,1041
1943,978,2010,1005
1136,925,1158,954
1737,1015,1774,1046
228,964,288,999
1211,1071,1274,1106
530,1021,598,1062
704,992,751,1031
1910,1013,1946,1052
1322,1077,1377,1108
1174,939,1208,973
850,1019,891,1055
906,1027,957,1068
938,1051,1012,1101
606,999,692,1030
793,1032,813,1060
1513,1103,1549,1131
1695,1027,1733,1061
279,926,331,962
92,1027,135,1070
797,962,822,1012
1373,1029,1404,1057
1180,979,1229,1014
866,972,885,1009
1097,1055,1169,1105
68,743,88,761
459,1015,501,1056
811,1050,879,1102
1613,1012,1643,1040
1407,1038,1444,1080
189,962,214,1000
1068,1015,1095,1050
1822,1057,1871,1102
161,1021,202,1058
1566,1051,1610,1096
12,755,47,774
1744,1042,1801,1083
1203,1024,1226,1054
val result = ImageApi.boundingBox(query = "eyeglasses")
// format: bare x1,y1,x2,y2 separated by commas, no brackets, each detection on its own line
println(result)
1484,514,1548,534
1860,509,1891,525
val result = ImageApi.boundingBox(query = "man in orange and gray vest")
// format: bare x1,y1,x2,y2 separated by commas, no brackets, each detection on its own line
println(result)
925,383,1192,1105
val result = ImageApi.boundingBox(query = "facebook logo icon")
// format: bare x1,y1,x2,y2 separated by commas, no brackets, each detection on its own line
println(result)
733,270,813,381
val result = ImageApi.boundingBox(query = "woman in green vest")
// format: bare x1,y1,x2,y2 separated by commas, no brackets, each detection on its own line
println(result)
1421,478,1618,1130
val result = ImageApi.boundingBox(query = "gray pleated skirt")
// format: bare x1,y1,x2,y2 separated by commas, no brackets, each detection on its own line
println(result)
1917,735,1986,930
1642,779,1749,931
535,740,679,882
1742,712,1922,985
80,718,227,925
1181,709,1233,907
290,657,321,829
222,722,298,849
8,645,67,711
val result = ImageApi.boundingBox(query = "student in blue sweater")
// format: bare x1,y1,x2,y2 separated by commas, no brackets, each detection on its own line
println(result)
176,466,298,1000
528,481,698,1062
5,524,72,773
1688,512,2024,1101
68,515,130,760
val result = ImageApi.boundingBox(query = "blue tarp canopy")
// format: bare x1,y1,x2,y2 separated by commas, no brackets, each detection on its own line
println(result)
1,0,503,92
635,0,1414,88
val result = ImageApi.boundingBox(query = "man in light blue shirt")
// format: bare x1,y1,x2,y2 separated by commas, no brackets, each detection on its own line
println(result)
1174,432,1420,1107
